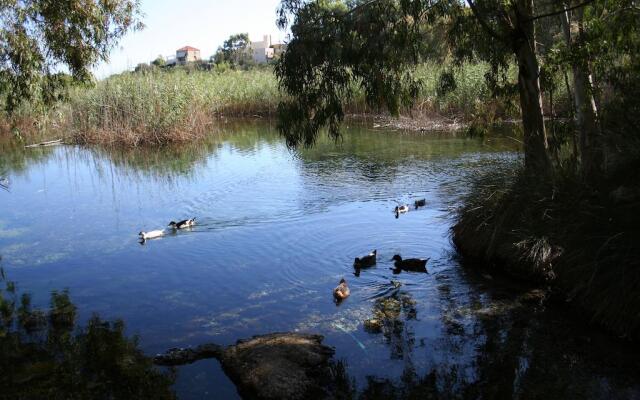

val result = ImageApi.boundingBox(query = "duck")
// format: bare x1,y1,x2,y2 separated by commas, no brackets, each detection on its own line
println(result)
394,205,410,218
139,230,165,241
168,218,196,230
391,254,429,273
414,199,426,209
333,278,350,300
354,250,377,268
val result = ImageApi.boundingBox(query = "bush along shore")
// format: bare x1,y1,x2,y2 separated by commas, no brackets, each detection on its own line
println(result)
1,62,568,147
452,160,640,341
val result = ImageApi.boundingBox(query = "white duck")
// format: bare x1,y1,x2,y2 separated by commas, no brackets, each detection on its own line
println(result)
139,230,165,241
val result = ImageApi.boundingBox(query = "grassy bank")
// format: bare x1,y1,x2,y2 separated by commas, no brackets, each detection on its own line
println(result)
452,164,640,340
66,68,279,146
1,62,530,146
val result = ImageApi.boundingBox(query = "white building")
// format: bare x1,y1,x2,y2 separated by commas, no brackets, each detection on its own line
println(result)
251,35,275,64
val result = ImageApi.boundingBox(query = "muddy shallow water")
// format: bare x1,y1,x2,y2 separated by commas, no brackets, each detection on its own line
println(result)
1,121,638,399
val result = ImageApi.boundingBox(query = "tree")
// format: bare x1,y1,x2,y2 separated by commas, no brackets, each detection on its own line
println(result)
276,0,555,174
135,62,154,73
276,0,639,180
214,33,254,68
0,0,143,113
550,0,640,180
152,55,166,67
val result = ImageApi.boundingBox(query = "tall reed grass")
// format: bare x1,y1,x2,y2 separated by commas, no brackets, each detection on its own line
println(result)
65,68,278,146
3,62,542,146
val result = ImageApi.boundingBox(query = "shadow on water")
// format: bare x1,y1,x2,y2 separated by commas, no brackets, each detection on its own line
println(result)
337,260,640,399
0,257,175,399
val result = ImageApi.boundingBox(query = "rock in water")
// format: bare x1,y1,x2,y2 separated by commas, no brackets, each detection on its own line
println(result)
154,333,341,400
154,343,222,366
220,333,336,400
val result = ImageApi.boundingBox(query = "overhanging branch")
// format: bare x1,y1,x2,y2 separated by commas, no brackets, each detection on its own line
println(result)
526,0,597,22
466,0,507,42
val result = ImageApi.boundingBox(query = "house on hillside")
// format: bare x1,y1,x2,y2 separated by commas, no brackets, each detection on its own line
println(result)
175,46,201,65
250,35,286,64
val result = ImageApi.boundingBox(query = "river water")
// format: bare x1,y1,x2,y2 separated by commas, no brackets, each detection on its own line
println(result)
1,121,638,399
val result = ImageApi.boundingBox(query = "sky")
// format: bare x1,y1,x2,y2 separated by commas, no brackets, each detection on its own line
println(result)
93,0,284,78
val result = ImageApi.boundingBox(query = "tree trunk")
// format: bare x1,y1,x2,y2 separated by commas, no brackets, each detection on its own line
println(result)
562,68,579,161
513,0,552,176
560,5,602,181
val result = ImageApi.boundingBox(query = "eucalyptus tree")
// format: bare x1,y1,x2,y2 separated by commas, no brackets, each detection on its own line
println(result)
0,0,143,113
552,0,640,179
276,0,636,177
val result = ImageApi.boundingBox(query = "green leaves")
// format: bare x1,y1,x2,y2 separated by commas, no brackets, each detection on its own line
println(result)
276,0,443,147
213,33,255,69
0,0,143,113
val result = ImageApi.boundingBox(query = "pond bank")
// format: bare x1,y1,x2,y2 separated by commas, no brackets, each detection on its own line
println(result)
6,111,472,148
452,166,640,341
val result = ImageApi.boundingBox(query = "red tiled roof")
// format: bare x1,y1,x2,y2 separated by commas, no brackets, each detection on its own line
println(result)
177,46,200,52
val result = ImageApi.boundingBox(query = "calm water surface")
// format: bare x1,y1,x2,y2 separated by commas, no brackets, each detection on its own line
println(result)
1,122,638,399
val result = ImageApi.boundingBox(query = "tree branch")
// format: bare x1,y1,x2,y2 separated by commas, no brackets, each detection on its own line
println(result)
345,0,383,16
526,0,597,22
466,0,507,42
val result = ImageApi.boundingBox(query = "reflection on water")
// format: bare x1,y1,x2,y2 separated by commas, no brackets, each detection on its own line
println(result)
0,263,175,399
0,121,638,399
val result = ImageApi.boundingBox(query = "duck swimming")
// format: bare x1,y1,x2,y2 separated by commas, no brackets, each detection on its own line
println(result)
354,250,377,268
168,218,196,230
394,205,410,218
139,230,165,241
391,254,429,273
414,199,426,209
333,278,350,300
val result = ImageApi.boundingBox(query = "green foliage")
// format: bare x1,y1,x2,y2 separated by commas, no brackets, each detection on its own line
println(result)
152,56,166,67
134,62,156,74
0,271,175,399
66,68,279,145
213,33,255,69
276,0,431,147
0,0,143,113
1,61,504,144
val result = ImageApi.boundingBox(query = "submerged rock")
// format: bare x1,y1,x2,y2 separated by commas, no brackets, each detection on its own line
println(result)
154,343,222,366
363,293,418,337
363,318,383,333
154,333,344,400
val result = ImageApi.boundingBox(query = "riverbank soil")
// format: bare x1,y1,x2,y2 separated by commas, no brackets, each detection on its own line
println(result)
452,167,640,341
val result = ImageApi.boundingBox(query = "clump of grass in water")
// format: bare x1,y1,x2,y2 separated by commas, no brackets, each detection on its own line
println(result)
453,163,640,340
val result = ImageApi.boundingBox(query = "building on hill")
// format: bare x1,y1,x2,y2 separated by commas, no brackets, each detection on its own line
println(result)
174,46,201,65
